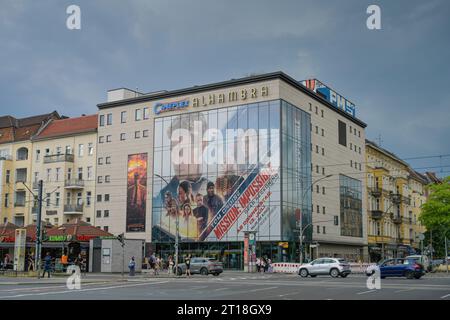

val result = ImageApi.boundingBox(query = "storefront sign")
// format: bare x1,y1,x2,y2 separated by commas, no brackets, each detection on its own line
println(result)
192,86,269,108
77,235,97,241
48,235,67,242
278,242,289,249
0,236,15,243
154,100,189,115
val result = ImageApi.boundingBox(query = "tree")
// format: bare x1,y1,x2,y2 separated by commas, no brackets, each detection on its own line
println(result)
419,176,450,257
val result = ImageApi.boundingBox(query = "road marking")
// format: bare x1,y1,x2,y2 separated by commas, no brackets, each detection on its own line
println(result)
278,292,299,297
213,288,229,292
0,281,169,299
356,290,377,295
394,288,414,293
248,286,278,293
441,293,450,299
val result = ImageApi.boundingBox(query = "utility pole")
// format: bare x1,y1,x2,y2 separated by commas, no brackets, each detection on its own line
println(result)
175,214,179,276
35,180,43,279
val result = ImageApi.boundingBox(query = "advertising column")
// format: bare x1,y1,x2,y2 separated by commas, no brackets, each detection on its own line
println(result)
14,228,26,272
244,231,257,272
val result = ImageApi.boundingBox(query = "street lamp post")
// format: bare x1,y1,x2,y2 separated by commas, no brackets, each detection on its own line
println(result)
298,174,333,264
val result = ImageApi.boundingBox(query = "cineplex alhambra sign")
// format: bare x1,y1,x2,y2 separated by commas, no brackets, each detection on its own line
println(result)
154,85,270,115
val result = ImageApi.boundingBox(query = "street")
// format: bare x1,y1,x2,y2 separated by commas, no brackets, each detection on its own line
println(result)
0,272,449,300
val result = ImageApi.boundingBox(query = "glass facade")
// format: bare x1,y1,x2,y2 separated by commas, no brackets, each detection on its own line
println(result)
151,99,311,265
339,174,363,237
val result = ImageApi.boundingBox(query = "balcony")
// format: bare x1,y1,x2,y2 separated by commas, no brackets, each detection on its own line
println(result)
370,210,383,219
403,217,412,224
64,204,83,214
14,202,25,207
391,194,411,205
392,215,402,224
43,154,74,164
369,187,382,197
64,179,84,189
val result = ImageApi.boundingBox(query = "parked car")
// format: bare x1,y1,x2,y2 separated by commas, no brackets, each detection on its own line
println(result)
405,255,430,272
365,258,425,279
175,257,223,276
298,258,351,278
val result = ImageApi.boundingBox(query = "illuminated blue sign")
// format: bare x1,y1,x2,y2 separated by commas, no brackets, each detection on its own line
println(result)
154,100,190,115
302,79,356,117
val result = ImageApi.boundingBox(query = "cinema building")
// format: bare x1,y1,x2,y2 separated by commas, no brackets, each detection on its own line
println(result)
96,72,368,268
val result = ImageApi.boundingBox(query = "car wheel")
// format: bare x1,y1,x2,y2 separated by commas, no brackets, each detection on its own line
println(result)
200,268,208,276
330,268,339,278
213,273,220,276
414,274,422,279
310,275,317,278
176,268,183,276
299,268,309,277
405,271,414,279
341,274,348,278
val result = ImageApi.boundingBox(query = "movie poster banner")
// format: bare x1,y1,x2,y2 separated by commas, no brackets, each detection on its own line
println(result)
126,153,148,232
152,101,282,242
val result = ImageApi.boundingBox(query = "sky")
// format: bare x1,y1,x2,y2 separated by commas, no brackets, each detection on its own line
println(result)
0,0,449,175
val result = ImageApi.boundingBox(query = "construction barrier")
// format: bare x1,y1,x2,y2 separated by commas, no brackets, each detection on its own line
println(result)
271,262,376,274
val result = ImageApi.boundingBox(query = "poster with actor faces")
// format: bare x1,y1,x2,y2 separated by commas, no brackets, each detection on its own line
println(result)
126,153,148,232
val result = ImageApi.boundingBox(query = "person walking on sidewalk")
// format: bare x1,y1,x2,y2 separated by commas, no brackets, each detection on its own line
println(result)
168,255,174,274
185,254,192,277
154,256,160,275
42,252,52,278
128,256,136,276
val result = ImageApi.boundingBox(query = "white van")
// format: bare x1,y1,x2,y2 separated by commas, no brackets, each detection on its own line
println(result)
405,255,430,272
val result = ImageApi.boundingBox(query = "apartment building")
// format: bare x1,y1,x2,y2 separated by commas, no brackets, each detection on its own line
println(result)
30,115,98,226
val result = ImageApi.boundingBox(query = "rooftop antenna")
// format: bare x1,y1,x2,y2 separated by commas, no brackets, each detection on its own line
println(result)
376,134,383,147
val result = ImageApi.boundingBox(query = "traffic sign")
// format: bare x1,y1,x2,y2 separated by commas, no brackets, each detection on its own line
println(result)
418,233,425,241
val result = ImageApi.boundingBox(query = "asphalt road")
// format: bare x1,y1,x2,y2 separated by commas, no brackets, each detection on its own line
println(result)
0,273,449,300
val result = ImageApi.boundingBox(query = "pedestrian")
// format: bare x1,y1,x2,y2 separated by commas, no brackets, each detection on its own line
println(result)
27,253,34,272
168,255,174,274
185,254,192,277
128,256,136,276
260,258,266,273
267,258,272,273
256,257,261,273
155,256,160,275
42,252,52,278
61,252,68,272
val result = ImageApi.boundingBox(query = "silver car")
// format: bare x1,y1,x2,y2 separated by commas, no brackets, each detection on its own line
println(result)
298,258,351,278
175,257,223,276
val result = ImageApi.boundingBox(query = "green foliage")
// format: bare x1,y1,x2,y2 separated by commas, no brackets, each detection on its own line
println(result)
419,176,450,230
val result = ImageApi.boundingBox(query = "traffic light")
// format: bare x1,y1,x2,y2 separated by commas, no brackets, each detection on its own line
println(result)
117,233,125,247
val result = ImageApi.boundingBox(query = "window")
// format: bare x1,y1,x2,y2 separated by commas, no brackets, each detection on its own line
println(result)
106,156,111,164
120,133,126,141
99,115,105,126
99,136,104,144
98,157,103,165
55,193,60,207
56,146,62,155
315,126,318,134
135,131,141,139
106,135,112,143
66,145,72,154
121,111,127,123
88,143,94,156
46,193,51,207
103,226,109,232
104,210,110,218
33,172,38,183
317,225,320,233
316,165,319,174
98,176,103,184
107,113,112,125
55,168,61,181
359,163,362,171
86,218,91,223
322,167,325,175
358,130,361,138
321,128,324,137
105,175,110,183
315,106,318,114
309,103,312,111
317,205,320,213
35,150,40,162
67,168,72,180
350,143,353,150
77,167,83,180
97,195,102,202
86,192,92,206
338,120,347,146
135,109,142,121
323,226,326,234
359,147,361,154
96,210,101,218
316,185,320,193
322,148,325,156
104,194,110,202
143,130,149,138
349,125,352,133
45,148,50,156
323,206,326,214
4,194,9,208
321,110,324,118
87,166,93,180
322,187,325,195
316,145,319,154
54,218,59,225
5,170,10,184
143,107,150,120
78,144,84,157
334,216,339,225
350,160,353,167
354,128,357,135
46,169,52,182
